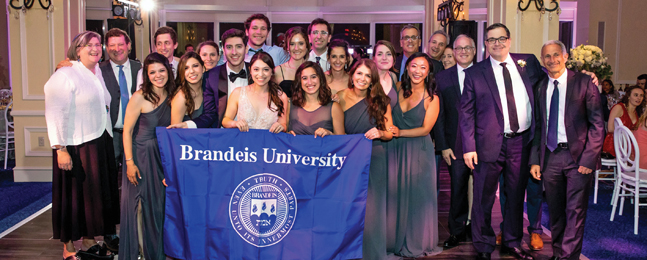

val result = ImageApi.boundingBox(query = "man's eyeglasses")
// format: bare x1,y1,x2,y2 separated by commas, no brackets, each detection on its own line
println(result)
311,31,329,36
486,36,509,44
401,35,420,42
455,46,475,53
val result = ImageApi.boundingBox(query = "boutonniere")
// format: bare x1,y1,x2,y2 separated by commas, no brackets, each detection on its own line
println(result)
517,59,527,69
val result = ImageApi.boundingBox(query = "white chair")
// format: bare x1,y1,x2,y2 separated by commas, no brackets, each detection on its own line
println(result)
0,101,14,169
595,118,622,204
610,123,647,234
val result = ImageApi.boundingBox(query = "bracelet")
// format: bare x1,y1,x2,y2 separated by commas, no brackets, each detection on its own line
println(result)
125,157,133,161
57,146,66,151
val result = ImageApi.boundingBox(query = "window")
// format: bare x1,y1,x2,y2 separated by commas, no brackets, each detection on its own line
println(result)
167,22,215,57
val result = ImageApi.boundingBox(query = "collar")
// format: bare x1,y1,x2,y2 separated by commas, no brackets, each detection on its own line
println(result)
458,62,473,72
548,69,568,86
248,44,267,52
490,54,514,68
310,50,328,59
226,63,246,74
110,59,130,69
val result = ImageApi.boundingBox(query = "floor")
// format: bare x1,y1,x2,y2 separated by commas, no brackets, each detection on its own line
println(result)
0,164,576,260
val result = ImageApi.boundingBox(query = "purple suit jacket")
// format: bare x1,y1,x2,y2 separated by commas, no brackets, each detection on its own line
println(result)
194,63,250,128
459,53,543,162
529,70,605,170
435,65,463,154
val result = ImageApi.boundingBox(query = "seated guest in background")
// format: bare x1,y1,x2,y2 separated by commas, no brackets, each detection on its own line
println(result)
197,41,220,71
338,59,393,260
441,46,456,69
373,40,399,109
632,111,647,173
637,74,647,89
170,52,205,124
121,53,175,260
427,30,449,61
308,18,333,72
167,29,249,129
45,31,119,260
288,61,344,136
388,52,443,258
530,40,604,260
273,26,310,98
603,85,644,157
185,43,194,53
601,79,620,121
244,13,288,65
326,39,351,95
222,52,288,132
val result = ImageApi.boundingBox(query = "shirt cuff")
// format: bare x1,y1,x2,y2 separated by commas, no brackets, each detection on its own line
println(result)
186,120,197,129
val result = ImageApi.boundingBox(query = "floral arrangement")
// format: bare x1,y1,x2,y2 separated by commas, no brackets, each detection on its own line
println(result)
566,44,613,81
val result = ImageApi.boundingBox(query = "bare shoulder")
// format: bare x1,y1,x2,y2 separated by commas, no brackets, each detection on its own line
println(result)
171,89,186,103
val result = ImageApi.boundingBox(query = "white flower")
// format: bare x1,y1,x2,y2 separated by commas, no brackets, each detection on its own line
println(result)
517,59,527,68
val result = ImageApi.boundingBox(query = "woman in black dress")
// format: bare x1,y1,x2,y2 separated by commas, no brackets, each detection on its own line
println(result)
273,26,310,98
288,61,344,136
170,52,205,124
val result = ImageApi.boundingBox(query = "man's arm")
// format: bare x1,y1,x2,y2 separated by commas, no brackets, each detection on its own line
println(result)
579,76,605,170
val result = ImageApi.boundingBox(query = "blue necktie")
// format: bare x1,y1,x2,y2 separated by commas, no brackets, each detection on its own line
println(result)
118,65,129,125
316,56,321,66
547,80,560,152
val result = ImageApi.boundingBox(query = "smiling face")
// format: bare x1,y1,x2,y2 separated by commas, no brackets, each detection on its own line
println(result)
147,62,169,88
309,24,331,53
400,28,421,56
300,67,320,95
453,36,475,68
352,65,372,90
441,48,456,69
78,37,102,66
288,33,308,61
428,33,447,60
106,35,130,65
246,19,269,49
199,45,219,71
155,33,178,61
541,43,568,78
485,27,510,62
329,46,348,72
407,57,430,85
184,57,205,85
251,59,273,86
373,45,394,72
224,37,246,67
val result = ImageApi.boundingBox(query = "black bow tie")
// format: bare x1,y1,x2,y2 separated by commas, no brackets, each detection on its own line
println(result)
229,70,247,82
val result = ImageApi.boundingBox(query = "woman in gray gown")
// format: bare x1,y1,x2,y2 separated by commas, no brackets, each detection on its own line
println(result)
337,59,393,260
121,53,175,260
170,52,205,124
289,61,345,136
388,52,442,257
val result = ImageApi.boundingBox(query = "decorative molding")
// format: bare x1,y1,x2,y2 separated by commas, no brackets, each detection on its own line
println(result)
10,110,46,116
13,166,53,182
23,127,51,156
161,5,425,14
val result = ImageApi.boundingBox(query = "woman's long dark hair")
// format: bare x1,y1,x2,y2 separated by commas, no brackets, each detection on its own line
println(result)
250,52,285,117
172,51,204,119
292,61,332,107
348,59,390,130
602,79,615,94
142,53,175,105
400,52,436,100
620,85,646,116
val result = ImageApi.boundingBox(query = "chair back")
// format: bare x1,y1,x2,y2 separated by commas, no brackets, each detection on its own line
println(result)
3,101,12,134
614,124,642,185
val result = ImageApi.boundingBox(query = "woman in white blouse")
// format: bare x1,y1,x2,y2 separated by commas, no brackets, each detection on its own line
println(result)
44,31,119,260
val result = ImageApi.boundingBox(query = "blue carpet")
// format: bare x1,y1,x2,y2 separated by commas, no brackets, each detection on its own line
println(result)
0,169,52,234
538,180,647,260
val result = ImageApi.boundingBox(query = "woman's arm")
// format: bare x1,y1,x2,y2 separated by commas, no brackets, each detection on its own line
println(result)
270,92,290,133
123,91,144,185
169,89,188,125
608,104,624,133
44,72,74,170
222,87,247,131
331,102,346,135
398,95,440,138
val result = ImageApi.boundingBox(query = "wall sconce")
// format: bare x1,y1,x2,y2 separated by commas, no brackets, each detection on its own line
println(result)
8,0,51,11
518,0,561,21
437,0,465,28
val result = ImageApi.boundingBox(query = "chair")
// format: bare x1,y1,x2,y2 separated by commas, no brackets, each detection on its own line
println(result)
594,118,621,204
0,101,14,169
610,123,647,234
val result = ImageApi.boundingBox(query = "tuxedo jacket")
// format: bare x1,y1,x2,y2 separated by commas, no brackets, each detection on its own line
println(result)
100,59,141,128
197,63,251,128
435,64,463,154
529,70,605,170
459,53,543,162
394,54,444,81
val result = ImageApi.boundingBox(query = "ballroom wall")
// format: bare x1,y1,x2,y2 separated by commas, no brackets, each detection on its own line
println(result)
0,3,9,90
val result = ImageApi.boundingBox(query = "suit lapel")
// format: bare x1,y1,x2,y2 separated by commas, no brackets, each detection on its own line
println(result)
483,57,503,114
450,65,461,99
512,55,535,105
218,65,228,98
540,76,549,129
101,62,117,88
565,70,575,122
129,60,140,93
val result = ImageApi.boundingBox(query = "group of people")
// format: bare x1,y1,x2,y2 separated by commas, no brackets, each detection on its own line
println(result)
44,11,611,260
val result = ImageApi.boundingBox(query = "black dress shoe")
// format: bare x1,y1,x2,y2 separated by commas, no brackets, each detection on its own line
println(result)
443,234,466,248
476,252,491,260
500,245,534,260
77,245,114,260
103,234,119,254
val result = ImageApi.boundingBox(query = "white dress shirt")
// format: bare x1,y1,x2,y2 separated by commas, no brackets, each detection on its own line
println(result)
136,58,179,90
546,70,568,143
457,62,473,94
110,60,132,129
308,50,330,72
490,54,532,133
45,61,112,148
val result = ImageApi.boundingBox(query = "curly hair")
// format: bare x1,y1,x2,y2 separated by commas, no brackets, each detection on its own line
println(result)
291,61,331,107
348,59,391,130
400,52,436,100
249,52,285,117
172,52,204,119
142,53,176,105
620,85,646,116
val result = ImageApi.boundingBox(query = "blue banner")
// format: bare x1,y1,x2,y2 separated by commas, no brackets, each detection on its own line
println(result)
157,128,372,260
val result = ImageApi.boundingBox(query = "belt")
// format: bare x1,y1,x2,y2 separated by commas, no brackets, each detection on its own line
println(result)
557,142,568,149
113,128,123,133
502,129,529,138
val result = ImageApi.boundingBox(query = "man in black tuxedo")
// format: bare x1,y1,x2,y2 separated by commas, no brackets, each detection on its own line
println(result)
394,24,443,80
168,28,251,129
435,34,475,248
460,23,544,260
530,40,604,260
